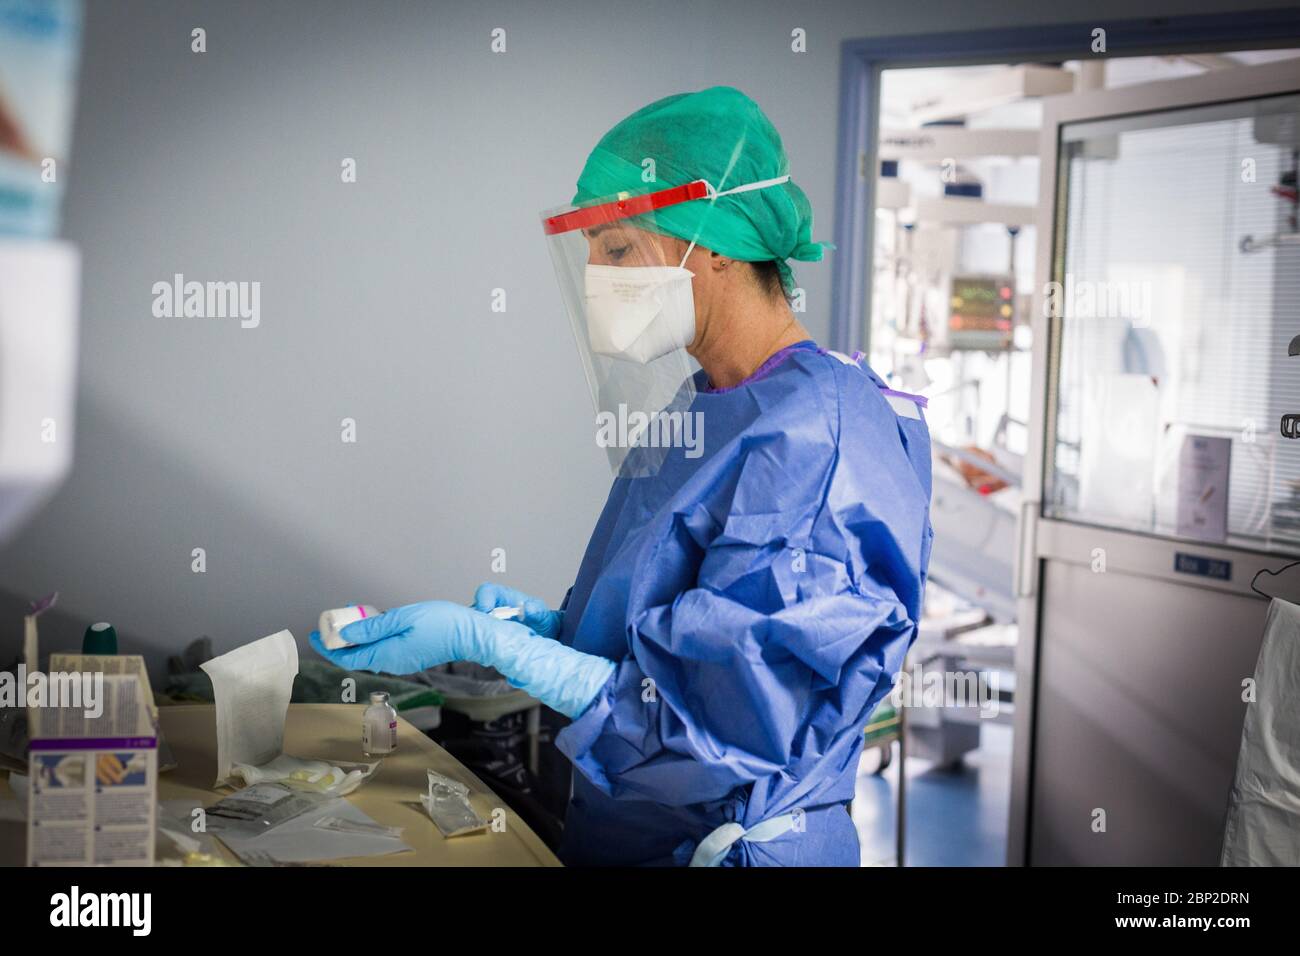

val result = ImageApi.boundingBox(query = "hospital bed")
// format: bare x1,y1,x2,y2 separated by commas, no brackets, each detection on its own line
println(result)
927,438,1021,624
896,431,1023,767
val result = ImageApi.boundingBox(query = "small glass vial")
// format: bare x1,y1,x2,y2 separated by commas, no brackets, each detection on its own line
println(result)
362,691,398,757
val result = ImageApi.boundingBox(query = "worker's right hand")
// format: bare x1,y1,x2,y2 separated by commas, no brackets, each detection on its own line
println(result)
310,600,496,675
472,583,564,639
311,599,612,718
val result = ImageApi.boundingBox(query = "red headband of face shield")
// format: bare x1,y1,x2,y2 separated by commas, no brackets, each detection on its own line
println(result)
541,181,711,237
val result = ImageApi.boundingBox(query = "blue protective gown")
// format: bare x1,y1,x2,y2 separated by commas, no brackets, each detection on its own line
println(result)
554,341,933,866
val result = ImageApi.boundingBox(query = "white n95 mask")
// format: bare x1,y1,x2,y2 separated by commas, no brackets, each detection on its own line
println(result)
584,262,696,365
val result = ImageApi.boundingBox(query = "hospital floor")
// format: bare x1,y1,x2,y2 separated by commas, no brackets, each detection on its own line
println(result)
853,724,1012,866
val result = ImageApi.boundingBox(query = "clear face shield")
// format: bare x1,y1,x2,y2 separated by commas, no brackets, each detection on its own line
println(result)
541,182,710,477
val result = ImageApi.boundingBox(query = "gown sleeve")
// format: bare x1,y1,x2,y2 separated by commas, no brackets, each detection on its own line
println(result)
556,361,933,806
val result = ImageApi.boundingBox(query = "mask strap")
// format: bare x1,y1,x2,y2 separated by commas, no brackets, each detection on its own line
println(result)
680,175,792,268
706,174,791,199
679,238,699,269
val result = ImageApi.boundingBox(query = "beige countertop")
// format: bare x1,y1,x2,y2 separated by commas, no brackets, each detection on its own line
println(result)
0,703,561,867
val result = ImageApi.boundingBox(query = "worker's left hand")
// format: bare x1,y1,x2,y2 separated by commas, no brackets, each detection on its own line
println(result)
309,600,499,675
472,582,564,638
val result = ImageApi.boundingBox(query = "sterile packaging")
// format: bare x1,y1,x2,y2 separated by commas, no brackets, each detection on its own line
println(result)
420,769,489,838
314,815,404,839
156,799,225,863
216,796,412,865
203,782,332,839
319,604,380,650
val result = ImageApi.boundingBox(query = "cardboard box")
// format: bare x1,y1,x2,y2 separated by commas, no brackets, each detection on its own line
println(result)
26,672,157,866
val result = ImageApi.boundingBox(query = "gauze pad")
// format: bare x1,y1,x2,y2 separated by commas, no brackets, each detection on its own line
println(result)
319,604,380,650
199,630,298,786
230,754,378,796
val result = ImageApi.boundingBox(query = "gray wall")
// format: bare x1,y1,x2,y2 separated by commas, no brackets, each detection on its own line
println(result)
0,0,1277,675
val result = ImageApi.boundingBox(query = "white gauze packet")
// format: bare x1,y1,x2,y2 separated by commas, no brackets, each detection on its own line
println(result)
200,630,299,786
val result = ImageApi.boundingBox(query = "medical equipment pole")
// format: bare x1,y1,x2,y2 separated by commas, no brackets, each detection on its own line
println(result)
526,704,541,776
1005,226,1019,401
896,691,906,867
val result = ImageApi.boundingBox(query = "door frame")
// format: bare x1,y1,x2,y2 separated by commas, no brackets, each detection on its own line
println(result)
831,8,1300,354
1009,56,1300,865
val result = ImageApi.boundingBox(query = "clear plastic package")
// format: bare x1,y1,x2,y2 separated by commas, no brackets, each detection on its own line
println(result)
313,815,405,839
420,770,489,838
203,782,331,838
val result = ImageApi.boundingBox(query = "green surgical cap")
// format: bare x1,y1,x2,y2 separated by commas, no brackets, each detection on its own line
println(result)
573,86,828,294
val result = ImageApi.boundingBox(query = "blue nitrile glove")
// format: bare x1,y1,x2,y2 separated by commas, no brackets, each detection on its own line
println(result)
309,601,613,719
472,582,564,639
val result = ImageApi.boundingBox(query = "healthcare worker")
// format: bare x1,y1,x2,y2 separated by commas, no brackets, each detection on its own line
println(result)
313,87,934,867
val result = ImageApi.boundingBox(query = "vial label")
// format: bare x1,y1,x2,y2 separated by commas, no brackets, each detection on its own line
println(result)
363,713,396,755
